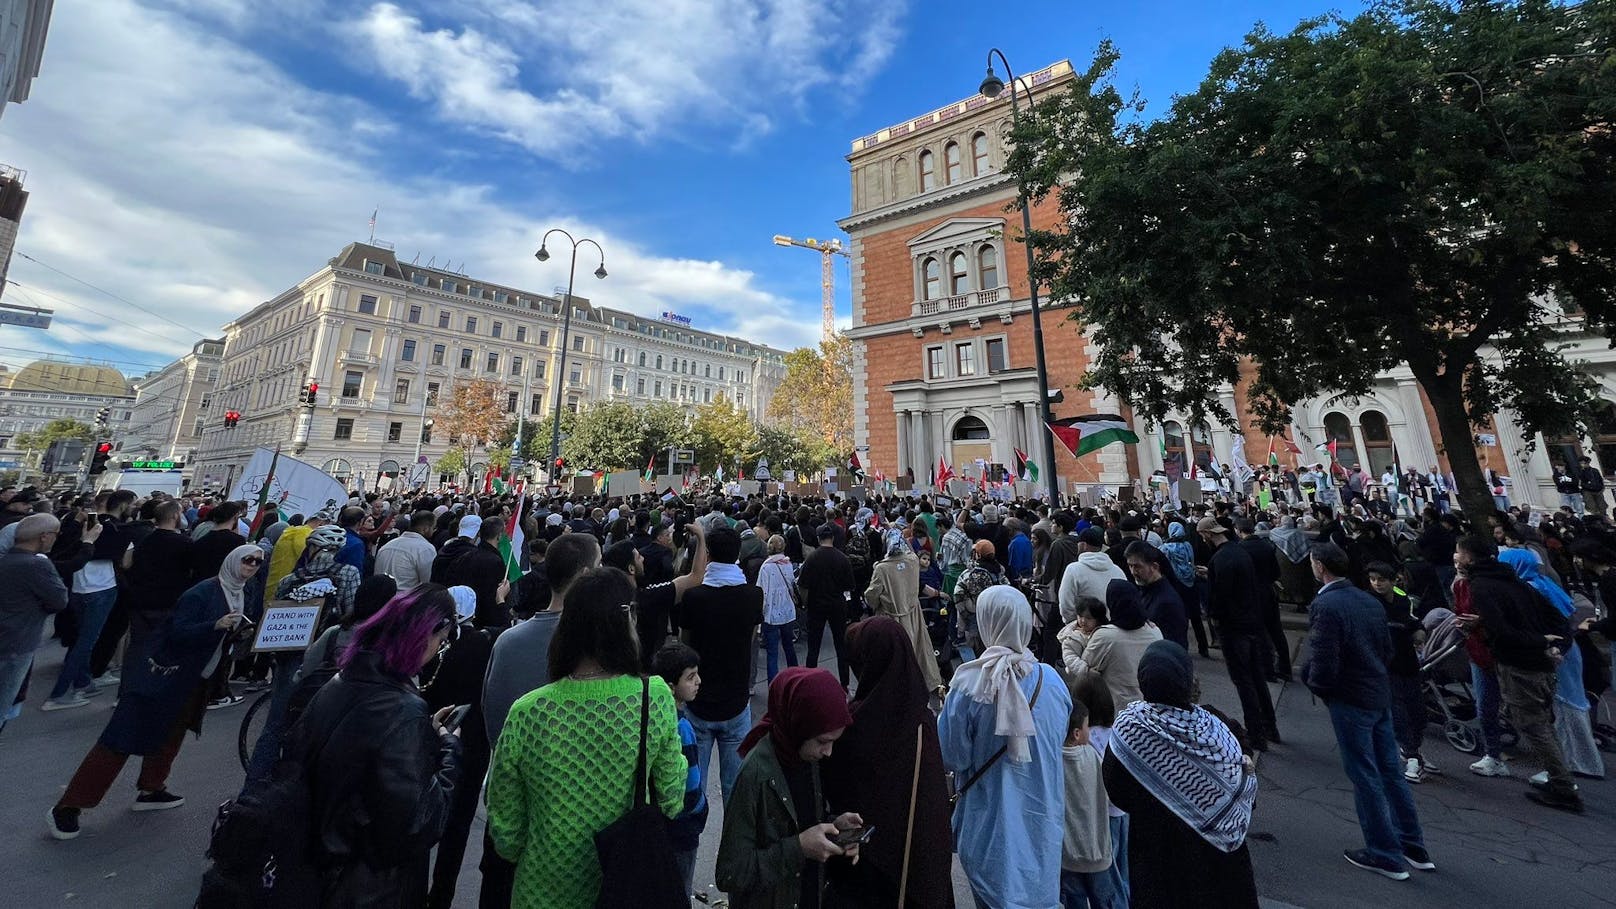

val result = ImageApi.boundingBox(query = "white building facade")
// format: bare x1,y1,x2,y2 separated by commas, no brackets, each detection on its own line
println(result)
0,359,133,473
124,338,223,480
190,243,786,491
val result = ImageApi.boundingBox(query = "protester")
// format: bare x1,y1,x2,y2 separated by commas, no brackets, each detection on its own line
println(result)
1363,562,1436,783
1071,579,1163,709
1103,641,1259,906
295,584,462,904
799,522,855,688
1124,540,1189,650
821,617,954,909
653,641,709,899
0,515,69,730
757,533,800,682
49,545,261,840
487,567,685,908
1301,543,1432,880
1060,699,1123,909
940,585,1070,908
374,510,437,590
1200,516,1280,750
864,532,945,696
1058,527,1127,625
716,667,861,909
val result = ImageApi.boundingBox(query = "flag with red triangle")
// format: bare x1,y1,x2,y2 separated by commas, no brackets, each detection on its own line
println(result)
936,455,954,487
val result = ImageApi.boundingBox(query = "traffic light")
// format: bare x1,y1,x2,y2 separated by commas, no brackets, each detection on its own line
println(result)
554,457,565,474
88,441,113,476
299,382,319,408
224,410,241,428
95,406,111,426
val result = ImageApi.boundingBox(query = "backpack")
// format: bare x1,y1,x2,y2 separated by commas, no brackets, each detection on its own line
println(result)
846,530,870,573
196,697,360,908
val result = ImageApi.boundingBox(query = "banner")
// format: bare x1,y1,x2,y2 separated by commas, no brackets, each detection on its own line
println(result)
230,447,347,521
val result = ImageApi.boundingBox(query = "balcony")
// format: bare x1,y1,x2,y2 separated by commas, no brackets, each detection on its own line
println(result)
912,285,1006,317
339,350,380,367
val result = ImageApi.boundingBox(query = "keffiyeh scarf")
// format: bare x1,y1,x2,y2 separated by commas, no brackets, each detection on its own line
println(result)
1110,699,1257,853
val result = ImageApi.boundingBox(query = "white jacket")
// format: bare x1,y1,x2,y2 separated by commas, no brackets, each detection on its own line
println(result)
1058,551,1127,623
757,554,798,626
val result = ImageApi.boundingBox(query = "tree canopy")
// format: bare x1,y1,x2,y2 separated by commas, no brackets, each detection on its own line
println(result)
1011,0,1615,515
16,418,95,452
769,334,854,458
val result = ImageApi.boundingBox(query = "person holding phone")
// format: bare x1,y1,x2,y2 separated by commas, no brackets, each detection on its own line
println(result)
49,544,265,840
717,667,862,909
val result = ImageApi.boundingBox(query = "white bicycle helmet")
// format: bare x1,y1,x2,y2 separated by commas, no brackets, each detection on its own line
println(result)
307,525,347,551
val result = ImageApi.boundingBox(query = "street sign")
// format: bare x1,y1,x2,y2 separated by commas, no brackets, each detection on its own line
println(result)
672,448,695,465
406,462,430,486
509,457,526,471
129,459,177,470
0,304,52,329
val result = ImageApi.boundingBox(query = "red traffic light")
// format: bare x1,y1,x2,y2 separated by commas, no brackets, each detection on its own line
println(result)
307,383,318,394
95,442,112,454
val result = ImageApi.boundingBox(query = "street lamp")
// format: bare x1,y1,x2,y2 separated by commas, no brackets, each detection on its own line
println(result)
979,48,1061,506
535,229,607,482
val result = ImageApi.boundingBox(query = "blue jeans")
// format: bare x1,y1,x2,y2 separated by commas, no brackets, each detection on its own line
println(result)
1107,814,1129,905
761,621,798,681
1060,868,1127,909
51,588,118,699
0,651,33,733
673,847,696,899
689,705,750,805
1471,662,1503,758
1327,701,1425,865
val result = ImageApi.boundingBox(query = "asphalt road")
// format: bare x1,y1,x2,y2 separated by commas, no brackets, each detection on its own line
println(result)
4,621,1613,908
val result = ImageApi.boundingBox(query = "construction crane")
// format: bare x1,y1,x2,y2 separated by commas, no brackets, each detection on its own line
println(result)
772,234,850,342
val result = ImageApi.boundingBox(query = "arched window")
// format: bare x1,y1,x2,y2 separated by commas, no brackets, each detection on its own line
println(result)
978,245,999,289
1191,423,1215,474
320,458,352,482
1360,410,1394,476
923,257,941,300
945,142,962,183
378,459,400,479
949,252,969,295
919,150,936,192
972,132,991,175
1162,421,1187,481
953,416,991,440
1323,411,1359,469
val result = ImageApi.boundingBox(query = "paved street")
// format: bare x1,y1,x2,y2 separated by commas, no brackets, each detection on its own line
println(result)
3,622,1614,907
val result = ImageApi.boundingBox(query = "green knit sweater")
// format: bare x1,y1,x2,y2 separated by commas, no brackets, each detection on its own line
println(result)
488,674,686,909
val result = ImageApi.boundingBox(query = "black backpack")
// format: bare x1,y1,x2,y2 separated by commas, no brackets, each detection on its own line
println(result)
196,697,360,908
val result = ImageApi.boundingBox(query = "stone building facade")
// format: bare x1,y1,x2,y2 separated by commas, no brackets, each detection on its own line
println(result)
124,337,223,481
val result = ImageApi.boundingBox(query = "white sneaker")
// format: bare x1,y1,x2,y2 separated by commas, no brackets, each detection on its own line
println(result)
1404,757,1425,783
1529,770,1579,792
41,692,92,712
1470,755,1510,777
91,672,120,689
1422,757,1441,776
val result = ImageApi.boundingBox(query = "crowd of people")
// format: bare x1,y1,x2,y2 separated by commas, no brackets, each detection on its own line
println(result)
0,468,1609,907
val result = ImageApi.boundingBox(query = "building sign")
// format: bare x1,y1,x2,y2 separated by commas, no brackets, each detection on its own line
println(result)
129,459,178,470
0,304,51,329
660,311,693,326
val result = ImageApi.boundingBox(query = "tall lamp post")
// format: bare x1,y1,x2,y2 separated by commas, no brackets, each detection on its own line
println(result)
979,49,1061,506
534,230,607,483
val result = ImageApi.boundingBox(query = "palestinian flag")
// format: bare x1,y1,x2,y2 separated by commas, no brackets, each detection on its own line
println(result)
1267,439,1280,468
643,454,655,483
499,482,526,581
1013,447,1039,483
247,445,281,542
848,451,864,479
1049,415,1139,457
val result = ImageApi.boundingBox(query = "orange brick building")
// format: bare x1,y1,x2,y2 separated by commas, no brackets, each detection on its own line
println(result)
839,61,1133,492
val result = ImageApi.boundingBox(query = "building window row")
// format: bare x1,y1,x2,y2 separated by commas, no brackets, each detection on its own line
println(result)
921,244,1001,300
916,132,995,193
924,337,1009,380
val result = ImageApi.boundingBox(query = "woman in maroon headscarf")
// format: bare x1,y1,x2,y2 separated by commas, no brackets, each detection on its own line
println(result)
716,667,863,909
821,617,955,908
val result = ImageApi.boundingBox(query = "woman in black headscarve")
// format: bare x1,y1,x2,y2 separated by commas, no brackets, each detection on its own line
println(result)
1103,641,1259,908
1072,579,1162,709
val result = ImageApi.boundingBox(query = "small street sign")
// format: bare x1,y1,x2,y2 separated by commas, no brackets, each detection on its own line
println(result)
509,457,526,470
0,304,52,329
672,448,696,465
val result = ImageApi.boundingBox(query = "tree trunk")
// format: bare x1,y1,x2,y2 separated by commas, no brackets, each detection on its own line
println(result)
1419,370,1497,520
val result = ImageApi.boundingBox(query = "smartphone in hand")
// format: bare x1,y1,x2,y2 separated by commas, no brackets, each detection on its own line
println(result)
445,703,473,733
833,826,874,847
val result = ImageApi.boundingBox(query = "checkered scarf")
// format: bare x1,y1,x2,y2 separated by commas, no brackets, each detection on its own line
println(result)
1110,700,1257,853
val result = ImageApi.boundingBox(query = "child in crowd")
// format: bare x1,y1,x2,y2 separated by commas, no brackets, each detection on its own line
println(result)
653,641,709,897
1069,668,1128,905
1366,561,1438,783
1061,696,1125,909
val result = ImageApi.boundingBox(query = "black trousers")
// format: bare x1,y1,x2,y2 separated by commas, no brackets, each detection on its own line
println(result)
804,608,849,688
1260,596,1291,677
1222,631,1278,745
88,594,129,679
430,736,490,908
478,830,516,908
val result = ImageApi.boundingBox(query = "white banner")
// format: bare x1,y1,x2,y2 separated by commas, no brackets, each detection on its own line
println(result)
229,447,349,521
1230,435,1256,487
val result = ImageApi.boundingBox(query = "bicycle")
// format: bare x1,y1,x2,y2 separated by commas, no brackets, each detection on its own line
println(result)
237,689,273,770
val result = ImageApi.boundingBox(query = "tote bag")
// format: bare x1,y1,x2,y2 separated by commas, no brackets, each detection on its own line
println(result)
592,677,686,908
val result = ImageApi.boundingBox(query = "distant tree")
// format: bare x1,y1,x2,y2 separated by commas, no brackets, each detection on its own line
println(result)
691,394,758,473
15,418,95,452
434,448,466,483
769,334,853,456
1011,0,1616,516
750,424,825,476
438,379,509,482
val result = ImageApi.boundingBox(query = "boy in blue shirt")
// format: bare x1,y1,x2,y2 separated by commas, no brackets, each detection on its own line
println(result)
653,641,708,898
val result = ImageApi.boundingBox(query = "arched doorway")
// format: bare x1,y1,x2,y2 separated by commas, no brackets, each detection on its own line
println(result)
320,458,352,485
377,459,400,491
950,415,993,479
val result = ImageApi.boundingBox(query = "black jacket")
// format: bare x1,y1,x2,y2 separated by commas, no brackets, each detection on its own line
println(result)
1236,536,1281,604
1208,542,1263,634
1378,589,1421,677
124,528,196,617
1302,579,1392,710
295,650,461,907
798,545,854,618
430,536,475,585
444,540,510,626
1466,560,1569,672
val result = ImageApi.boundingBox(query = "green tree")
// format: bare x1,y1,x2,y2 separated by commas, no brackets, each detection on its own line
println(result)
690,394,757,473
434,448,466,481
558,401,652,468
769,334,854,456
15,418,96,452
750,424,825,476
1012,0,1616,516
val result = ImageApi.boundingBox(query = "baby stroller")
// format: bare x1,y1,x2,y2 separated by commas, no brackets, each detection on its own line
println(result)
1419,608,1516,755
920,593,956,683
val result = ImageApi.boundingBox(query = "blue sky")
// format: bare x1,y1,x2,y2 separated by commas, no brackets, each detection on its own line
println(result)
0,0,1360,380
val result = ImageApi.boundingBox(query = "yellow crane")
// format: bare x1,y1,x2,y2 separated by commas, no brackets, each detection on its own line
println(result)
772,234,849,342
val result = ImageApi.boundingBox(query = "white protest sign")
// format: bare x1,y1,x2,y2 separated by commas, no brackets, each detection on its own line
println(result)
230,447,349,521
251,604,324,652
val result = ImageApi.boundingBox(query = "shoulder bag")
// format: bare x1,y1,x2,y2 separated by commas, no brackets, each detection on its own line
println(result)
593,677,686,908
949,666,1045,810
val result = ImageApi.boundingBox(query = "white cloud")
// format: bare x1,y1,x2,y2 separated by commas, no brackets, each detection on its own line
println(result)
354,0,907,159
0,0,828,381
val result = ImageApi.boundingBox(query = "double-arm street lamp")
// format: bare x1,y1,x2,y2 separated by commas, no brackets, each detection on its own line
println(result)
979,49,1061,507
534,230,607,482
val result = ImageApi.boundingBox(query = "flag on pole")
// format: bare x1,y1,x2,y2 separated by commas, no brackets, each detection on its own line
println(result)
1048,415,1141,457
1230,434,1254,487
643,454,655,484
715,464,725,483
1267,438,1280,468
499,482,526,581
937,455,954,487
1013,447,1040,483
368,208,377,231
247,446,282,542
848,451,864,479
492,475,508,495
482,468,495,496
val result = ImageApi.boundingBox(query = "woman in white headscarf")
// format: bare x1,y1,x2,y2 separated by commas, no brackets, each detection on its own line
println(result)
51,545,262,837
864,530,944,694
938,585,1070,909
